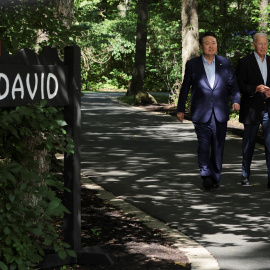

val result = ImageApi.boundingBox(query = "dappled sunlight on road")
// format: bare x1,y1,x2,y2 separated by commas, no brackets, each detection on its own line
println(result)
81,93,270,270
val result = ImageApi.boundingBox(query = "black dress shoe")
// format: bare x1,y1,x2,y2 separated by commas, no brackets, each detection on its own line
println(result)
241,177,250,186
202,176,214,189
212,182,220,188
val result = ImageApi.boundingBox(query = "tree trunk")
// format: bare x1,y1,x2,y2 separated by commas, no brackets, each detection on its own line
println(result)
117,0,130,17
36,0,74,44
219,0,228,55
51,0,74,28
126,0,148,96
260,0,268,32
181,0,199,79
34,0,74,178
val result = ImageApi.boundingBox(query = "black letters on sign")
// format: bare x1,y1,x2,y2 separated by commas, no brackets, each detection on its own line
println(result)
0,65,68,107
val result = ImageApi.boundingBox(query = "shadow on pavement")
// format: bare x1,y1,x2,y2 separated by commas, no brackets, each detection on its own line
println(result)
81,92,270,270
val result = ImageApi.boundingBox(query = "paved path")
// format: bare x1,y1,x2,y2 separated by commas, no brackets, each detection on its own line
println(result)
81,92,270,270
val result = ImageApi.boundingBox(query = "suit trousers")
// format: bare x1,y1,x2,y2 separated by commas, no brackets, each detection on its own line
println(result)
242,112,270,178
193,113,227,183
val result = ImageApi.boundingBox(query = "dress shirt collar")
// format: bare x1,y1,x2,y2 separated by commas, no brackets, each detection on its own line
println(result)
202,55,216,65
254,51,266,63
254,51,267,85
202,55,216,89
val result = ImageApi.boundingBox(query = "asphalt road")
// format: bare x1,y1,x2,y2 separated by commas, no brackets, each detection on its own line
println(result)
81,92,270,270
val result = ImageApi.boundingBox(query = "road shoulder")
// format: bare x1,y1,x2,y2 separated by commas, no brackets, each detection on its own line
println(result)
82,177,220,270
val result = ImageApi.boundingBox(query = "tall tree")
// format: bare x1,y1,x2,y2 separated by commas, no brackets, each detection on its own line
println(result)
117,0,130,17
127,0,148,96
36,0,74,44
34,0,75,177
259,0,268,32
219,0,228,55
52,0,74,28
181,0,199,79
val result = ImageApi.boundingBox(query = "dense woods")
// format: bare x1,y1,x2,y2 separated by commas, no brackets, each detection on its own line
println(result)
0,0,269,269
77,0,266,95
0,0,267,95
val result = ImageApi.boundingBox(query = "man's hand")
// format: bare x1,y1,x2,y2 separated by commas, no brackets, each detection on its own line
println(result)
265,87,270,98
176,112,185,122
256,85,269,93
232,103,240,111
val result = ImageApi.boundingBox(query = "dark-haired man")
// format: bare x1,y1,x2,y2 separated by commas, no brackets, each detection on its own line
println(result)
236,32,270,187
177,32,240,190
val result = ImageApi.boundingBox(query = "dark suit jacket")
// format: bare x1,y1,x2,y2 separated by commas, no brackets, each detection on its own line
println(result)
236,53,270,124
177,55,240,123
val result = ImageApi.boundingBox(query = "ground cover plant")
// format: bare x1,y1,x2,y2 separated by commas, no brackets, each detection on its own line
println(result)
0,102,75,269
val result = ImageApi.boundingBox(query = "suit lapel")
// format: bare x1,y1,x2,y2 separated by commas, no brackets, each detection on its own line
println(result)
213,56,221,89
266,55,270,86
251,53,265,84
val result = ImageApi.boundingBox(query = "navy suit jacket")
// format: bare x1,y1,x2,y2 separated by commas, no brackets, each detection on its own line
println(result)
236,53,270,124
177,55,240,123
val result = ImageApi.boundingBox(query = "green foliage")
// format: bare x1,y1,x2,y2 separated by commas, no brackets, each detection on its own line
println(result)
0,1,78,53
76,0,265,94
146,1,182,92
0,103,75,269
0,3,265,268
75,0,137,91
75,0,182,93
0,2,80,268
198,0,259,68
1,0,261,95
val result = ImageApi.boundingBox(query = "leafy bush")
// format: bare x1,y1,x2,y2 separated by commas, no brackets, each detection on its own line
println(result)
0,102,75,269
0,2,79,268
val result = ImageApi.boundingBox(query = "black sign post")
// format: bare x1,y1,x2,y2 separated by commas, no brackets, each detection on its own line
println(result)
0,46,113,268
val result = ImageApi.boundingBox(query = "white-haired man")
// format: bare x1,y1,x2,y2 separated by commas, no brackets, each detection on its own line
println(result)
236,32,270,187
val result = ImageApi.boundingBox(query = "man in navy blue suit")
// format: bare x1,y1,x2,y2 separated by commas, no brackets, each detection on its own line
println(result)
236,33,270,187
177,32,240,190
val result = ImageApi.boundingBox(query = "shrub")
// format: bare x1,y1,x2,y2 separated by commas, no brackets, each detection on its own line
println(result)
0,102,75,269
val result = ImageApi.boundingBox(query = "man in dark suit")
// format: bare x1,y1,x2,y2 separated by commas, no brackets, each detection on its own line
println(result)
236,32,270,187
177,32,240,190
